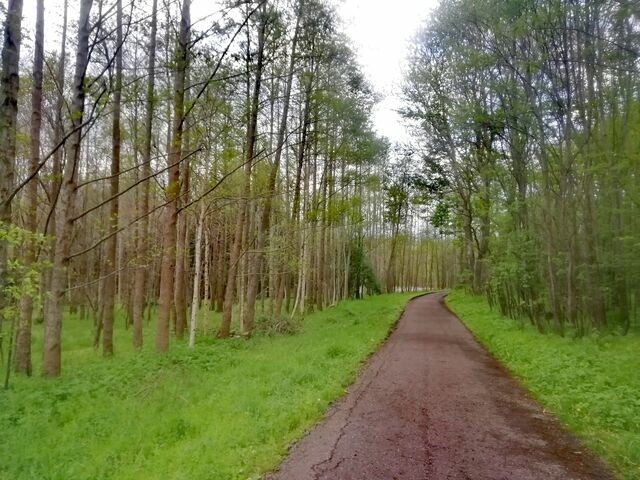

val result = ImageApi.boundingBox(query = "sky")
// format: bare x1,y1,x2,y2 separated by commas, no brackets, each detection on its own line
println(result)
20,0,437,144
333,0,438,144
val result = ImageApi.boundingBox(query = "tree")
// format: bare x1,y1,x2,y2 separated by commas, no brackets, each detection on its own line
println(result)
0,0,24,363
132,0,158,350
100,0,123,357
218,4,267,338
15,0,44,375
43,0,94,377
403,0,640,333
156,0,190,352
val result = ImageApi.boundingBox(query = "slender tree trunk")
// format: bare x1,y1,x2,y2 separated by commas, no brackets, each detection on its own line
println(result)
15,0,43,375
101,0,123,357
156,0,190,352
132,0,158,350
174,133,191,339
274,84,311,318
45,0,67,247
243,10,299,333
188,207,205,347
0,0,24,363
219,9,266,338
43,0,94,377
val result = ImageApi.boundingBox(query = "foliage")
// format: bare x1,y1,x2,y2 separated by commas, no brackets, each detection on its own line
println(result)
0,223,49,372
447,289,640,480
404,0,640,331
0,223,48,316
348,238,381,298
253,313,301,336
0,293,416,480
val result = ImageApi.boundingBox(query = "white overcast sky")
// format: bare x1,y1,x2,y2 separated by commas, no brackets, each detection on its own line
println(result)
333,0,437,144
20,0,437,144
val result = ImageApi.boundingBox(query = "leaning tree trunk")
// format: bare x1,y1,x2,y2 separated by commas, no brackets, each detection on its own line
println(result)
15,0,44,375
273,83,311,318
156,0,190,352
44,0,68,305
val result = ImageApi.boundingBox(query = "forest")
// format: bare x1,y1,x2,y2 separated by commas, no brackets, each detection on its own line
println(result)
403,0,640,335
0,0,454,382
0,0,639,479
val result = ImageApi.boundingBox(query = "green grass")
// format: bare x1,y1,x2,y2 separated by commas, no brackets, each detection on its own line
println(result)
0,293,417,480
446,289,640,480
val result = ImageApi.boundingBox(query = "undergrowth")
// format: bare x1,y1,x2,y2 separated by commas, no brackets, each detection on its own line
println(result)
0,292,416,480
446,289,640,480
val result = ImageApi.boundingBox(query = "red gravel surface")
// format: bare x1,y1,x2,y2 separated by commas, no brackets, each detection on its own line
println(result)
267,292,614,480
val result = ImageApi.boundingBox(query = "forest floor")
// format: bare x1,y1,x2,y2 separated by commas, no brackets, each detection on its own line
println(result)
0,293,415,480
267,292,614,480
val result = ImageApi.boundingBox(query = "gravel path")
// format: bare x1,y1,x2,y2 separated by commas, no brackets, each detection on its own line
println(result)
267,292,614,480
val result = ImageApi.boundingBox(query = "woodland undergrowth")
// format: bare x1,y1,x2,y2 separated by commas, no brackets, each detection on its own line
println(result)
0,293,416,480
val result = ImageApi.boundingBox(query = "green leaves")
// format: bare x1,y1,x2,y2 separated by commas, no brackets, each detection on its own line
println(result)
0,293,414,480
0,223,50,320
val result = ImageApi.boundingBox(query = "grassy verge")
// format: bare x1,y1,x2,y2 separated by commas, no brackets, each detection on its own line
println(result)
446,289,640,480
0,293,416,480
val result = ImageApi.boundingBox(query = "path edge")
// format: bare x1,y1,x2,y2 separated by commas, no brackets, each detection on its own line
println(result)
263,291,431,479
442,290,617,479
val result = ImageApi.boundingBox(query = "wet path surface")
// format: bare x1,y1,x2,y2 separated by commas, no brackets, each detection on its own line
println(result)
267,293,613,480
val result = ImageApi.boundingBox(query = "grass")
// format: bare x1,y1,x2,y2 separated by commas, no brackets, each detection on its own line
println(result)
0,293,417,480
446,289,640,480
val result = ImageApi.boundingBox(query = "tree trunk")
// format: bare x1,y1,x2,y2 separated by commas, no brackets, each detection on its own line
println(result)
44,0,68,295
174,147,190,339
43,0,94,377
273,83,312,318
15,0,43,375
188,207,205,347
132,0,158,350
156,0,190,352
101,0,123,357
219,9,266,338
243,10,299,334
0,0,24,363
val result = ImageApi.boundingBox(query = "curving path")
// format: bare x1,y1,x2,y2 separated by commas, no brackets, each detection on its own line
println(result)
267,292,614,480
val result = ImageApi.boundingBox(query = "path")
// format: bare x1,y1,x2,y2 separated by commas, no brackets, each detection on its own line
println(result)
267,293,614,480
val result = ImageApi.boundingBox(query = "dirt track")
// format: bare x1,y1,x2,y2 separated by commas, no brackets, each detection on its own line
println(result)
267,292,614,480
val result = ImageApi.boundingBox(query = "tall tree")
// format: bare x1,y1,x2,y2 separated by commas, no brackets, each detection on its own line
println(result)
156,0,190,352
243,2,301,334
218,5,267,338
100,0,123,357
15,0,44,375
132,0,158,350
43,0,94,377
0,0,24,357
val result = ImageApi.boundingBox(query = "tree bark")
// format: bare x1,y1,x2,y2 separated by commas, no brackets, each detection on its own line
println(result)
243,8,300,334
132,0,158,350
101,0,123,357
188,207,205,347
15,0,43,375
0,0,23,363
156,0,190,352
43,0,94,377
219,8,266,338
